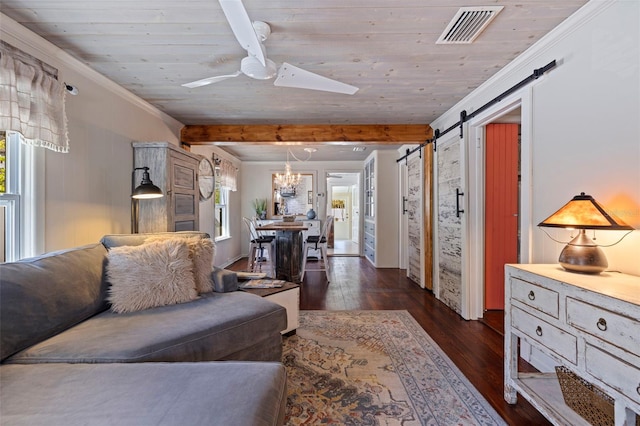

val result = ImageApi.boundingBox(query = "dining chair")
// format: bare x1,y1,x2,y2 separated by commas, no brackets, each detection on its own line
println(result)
300,215,334,283
242,217,276,277
252,218,276,241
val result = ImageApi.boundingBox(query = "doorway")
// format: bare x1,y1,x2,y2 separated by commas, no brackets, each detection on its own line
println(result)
465,95,531,321
484,122,520,311
326,172,361,256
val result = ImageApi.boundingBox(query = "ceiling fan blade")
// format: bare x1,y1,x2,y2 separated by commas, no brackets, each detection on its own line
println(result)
274,63,358,95
181,71,242,88
218,0,266,66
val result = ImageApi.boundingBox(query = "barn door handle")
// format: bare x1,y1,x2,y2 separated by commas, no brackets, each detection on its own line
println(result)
456,188,465,218
402,196,408,215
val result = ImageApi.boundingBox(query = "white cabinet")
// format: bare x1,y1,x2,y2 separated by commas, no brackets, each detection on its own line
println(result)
505,264,640,426
362,151,399,267
364,157,375,218
364,219,375,263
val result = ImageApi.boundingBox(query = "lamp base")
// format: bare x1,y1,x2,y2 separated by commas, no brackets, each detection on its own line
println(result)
558,230,607,274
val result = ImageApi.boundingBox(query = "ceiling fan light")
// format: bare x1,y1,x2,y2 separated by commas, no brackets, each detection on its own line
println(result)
241,56,277,80
252,21,271,42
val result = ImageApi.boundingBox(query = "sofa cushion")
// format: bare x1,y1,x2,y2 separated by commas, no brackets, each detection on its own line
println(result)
0,362,287,426
4,291,287,364
0,243,108,361
106,239,198,313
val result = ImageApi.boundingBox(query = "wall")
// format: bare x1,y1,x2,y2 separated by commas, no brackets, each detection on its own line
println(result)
430,0,640,276
189,145,242,267
2,14,184,253
240,160,363,256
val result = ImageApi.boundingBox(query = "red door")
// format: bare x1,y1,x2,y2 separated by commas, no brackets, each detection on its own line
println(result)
484,123,519,310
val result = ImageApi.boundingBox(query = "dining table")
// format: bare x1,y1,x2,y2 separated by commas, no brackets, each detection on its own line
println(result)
256,222,308,283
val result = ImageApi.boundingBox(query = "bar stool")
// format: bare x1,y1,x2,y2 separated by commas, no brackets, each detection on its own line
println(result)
301,215,333,282
243,217,276,277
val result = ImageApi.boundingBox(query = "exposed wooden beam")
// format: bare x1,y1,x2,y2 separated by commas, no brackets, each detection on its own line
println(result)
181,124,431,145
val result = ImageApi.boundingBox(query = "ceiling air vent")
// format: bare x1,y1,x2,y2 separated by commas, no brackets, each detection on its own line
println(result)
436,6,503,44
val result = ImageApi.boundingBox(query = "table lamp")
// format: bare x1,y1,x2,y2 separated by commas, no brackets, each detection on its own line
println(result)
538,192,634,274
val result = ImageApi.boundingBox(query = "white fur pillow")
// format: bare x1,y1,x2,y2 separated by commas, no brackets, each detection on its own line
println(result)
189,237,214,293
144,235,214,294
106,239,198,313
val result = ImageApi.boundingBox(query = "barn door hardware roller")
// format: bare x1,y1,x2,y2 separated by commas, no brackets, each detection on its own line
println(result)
396,59,556,164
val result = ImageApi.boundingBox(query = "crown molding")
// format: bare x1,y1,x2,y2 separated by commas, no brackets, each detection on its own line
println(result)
0,13,183,130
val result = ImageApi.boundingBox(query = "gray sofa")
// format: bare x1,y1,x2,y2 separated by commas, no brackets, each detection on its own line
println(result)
0,232,288,425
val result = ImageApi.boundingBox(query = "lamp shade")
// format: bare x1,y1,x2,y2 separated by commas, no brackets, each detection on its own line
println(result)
538,192,634,274
132,167,163,199
538,192,633,230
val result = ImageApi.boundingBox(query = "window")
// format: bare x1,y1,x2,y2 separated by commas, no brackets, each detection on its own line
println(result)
0,131,43,262
1,131,21,262
214,166,230,239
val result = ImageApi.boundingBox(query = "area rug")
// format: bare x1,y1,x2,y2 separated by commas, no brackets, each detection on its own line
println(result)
282,310,506,425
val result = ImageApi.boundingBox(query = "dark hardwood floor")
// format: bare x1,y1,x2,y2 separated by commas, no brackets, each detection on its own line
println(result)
229,256,549,425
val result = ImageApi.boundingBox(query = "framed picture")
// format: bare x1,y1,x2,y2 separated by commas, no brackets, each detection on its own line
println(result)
308,190,312,204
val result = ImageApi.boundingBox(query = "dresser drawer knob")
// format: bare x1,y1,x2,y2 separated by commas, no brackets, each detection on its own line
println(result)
596,318,607,331
535,326,543,336
528,291,535,301
637,385,640,396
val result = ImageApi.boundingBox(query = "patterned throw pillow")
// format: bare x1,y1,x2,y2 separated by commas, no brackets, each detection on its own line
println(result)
106,239,197,313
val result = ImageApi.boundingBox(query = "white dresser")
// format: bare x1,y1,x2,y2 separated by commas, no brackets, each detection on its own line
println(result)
504,264,640,426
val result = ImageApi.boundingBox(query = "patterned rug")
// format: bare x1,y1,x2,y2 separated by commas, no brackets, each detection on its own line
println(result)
282,310,506,426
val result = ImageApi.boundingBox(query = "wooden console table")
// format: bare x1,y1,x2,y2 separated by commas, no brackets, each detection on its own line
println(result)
504,264,640,426
258,223,308,283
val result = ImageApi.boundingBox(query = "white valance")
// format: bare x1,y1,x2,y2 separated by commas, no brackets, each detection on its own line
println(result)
218,158,237,191
0,41,69,153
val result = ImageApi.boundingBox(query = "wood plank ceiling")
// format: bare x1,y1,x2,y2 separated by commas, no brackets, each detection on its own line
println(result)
1,0,588,160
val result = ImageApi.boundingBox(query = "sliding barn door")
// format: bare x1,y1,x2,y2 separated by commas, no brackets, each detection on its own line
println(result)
407,155,422,286
436,135,465,315
484,123,519,310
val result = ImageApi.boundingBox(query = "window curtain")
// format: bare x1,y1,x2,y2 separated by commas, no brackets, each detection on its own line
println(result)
0,41,69,153
218,158,237,191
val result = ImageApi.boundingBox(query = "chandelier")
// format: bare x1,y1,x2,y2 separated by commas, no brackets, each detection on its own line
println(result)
274,151,301,197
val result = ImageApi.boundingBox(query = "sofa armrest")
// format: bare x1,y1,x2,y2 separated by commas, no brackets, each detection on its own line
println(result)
211,267,239,292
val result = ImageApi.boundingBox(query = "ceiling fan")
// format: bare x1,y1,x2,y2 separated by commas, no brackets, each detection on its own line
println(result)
182,0,358,95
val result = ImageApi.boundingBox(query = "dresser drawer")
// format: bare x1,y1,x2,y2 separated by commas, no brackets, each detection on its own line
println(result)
512,306,577,364
511,277,559,319
585,344,640,405
364,220,375,236
567,297,640,353
363,232,375,246
364,246,375,262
